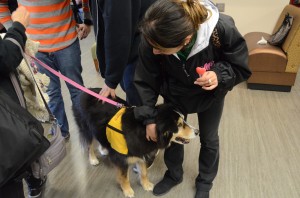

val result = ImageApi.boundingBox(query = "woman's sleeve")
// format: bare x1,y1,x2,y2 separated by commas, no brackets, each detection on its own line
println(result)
133,38,161,124
0,21,27,74
210,15,252,91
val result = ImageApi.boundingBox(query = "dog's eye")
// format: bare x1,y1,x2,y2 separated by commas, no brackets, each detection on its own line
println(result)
178,123,183,127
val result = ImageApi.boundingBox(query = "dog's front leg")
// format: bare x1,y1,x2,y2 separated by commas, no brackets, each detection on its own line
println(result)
116,167,134,198
88,138,99,165
136,161,154,191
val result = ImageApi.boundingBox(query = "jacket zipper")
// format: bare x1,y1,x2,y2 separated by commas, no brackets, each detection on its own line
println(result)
182,63,190,77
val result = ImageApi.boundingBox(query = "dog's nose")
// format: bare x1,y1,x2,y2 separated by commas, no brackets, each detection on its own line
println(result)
194,129,200,136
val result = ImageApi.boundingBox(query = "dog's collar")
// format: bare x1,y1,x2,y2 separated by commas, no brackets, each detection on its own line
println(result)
173,110,184,119
173,110,198,133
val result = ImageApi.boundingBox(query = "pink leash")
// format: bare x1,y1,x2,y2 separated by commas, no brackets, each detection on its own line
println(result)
28,54,124,108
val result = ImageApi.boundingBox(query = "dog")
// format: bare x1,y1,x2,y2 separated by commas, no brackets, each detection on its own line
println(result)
72,88,199,198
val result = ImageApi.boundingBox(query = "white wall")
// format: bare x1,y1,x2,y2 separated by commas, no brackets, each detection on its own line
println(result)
212,0,287,35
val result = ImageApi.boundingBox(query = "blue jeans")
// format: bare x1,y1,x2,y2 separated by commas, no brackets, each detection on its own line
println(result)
120,60,142,106
35,40,84,136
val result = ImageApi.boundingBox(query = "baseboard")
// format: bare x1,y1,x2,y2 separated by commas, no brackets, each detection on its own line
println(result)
247,83,292,92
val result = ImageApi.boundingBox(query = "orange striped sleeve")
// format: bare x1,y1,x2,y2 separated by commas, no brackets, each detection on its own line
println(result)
0,1,11,24
82,0,90,12
0,15,11,24
81,0,92,21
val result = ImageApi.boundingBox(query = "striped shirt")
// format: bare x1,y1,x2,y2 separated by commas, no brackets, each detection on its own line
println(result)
0,0,91,52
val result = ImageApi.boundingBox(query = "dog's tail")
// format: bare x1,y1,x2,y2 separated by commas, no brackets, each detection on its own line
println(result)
72,89,101,150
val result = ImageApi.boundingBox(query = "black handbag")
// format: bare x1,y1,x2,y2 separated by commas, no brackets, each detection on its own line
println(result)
0,74,50,187
268,13,293,46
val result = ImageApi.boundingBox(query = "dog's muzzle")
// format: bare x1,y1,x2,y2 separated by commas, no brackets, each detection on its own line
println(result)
175,137,190,144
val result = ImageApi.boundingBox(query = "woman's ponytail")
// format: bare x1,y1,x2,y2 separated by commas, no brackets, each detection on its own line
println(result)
174,0,209,30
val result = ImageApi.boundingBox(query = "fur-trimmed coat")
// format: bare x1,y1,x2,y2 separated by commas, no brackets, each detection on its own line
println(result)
0,32,50,121
17,38,50,121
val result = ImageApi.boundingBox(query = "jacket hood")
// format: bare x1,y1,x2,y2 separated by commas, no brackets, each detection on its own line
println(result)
174,0,219,59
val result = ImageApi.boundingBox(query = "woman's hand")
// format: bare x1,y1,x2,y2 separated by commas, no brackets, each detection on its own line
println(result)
194,71,218,90
98,84,116,103
146,123,157,142
11,6,30,28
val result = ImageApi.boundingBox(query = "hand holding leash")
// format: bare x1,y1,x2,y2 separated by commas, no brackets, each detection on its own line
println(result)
146,123,157,142
99,84,116,103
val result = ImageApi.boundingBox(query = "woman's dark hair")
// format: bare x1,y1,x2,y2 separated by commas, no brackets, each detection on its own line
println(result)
140,0,209,48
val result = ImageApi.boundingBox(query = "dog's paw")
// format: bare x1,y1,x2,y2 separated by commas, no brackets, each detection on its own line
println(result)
141,181,154,191
123,188,134,198
89,157,100,166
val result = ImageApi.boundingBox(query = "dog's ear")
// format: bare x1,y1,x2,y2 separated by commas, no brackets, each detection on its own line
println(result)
155,104,180,147
156,128,173,148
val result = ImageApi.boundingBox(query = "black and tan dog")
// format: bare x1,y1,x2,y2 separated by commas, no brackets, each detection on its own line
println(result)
72,88,198,197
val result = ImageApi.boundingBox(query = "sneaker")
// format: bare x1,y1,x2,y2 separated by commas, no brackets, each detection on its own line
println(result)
153,175,183,196
195,189,209,198
27,176,47,198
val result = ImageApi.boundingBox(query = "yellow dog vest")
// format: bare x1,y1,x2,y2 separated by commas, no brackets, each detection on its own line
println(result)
106,108,128,155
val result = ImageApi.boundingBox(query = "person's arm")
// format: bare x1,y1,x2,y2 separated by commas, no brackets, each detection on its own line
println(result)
75,0,92,40
0,1,13,29
102,0,133,89
134,38,163,142
97,0,135,99
0,6,29,74
210,15,252,91
81,0,92,25
134,37,162,124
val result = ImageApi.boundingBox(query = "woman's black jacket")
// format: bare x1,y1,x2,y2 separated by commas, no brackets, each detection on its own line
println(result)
134,14,252,124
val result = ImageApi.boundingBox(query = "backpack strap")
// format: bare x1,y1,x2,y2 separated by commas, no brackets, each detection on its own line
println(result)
9,72,26,108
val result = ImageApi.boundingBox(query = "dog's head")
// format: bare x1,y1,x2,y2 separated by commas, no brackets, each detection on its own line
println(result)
155,104,199,148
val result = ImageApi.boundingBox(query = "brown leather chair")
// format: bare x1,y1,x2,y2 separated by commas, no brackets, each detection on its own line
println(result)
244,5,300,92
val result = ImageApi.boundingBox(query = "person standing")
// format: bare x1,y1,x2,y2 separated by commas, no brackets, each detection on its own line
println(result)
87,0,158,168
88,0,156,106
0,6,47,198
0,0,93,139
133,0,252,197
